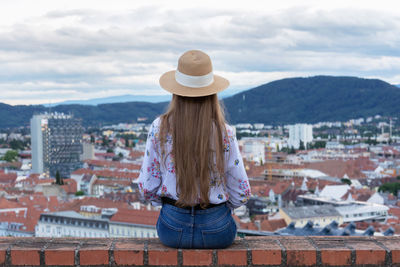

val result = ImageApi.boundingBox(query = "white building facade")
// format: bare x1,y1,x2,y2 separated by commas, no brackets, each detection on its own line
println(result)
288,124,313,149
35,211,109,238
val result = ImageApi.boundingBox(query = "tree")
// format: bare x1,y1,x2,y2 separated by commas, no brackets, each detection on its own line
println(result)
90,135,95,143
378,182,400,196
299,140,305,150
124,136,130,147
75,191,84,196
55,170,64,185
102,136,109,146
10,140,25,150
2,150,18,162
341,178,352,185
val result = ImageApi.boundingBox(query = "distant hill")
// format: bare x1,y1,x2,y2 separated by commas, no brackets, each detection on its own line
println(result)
45,89,237,106
0,76,399,128
45,94,172,106
223,76,400,124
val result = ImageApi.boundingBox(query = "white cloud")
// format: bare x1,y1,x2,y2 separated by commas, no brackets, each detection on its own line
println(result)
1,1,400,105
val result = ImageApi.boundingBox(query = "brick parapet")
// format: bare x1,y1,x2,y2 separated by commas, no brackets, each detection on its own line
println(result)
0,236,399,266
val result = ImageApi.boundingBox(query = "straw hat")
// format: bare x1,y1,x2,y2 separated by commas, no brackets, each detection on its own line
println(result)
159,50,229,97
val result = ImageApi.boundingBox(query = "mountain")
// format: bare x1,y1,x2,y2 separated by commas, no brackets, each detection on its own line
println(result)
0,76,399,128
222,76,400,124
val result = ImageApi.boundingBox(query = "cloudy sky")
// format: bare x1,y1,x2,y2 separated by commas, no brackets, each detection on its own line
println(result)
1,0,400,105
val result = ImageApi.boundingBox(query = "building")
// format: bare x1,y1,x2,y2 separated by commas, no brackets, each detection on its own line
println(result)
297,194,390,223
35,211,109,238
82,142,95,160
31,113,83,178
241,138,266,164
109,208,158,238
288,124,313,149
280,205,343,227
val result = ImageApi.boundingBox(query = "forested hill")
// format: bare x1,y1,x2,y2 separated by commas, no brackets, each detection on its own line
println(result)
0,76,399,128
223,76,400,124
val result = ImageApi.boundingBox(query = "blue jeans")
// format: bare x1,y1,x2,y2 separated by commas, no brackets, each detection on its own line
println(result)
156,202,237,249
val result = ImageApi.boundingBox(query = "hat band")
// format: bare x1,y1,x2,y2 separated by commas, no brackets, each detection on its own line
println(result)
175,70,214,88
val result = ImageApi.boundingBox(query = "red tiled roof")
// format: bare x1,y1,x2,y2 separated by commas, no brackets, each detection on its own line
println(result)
0,198,25,210
59,197,132,212
303,157,376,178
72,169,138,180
60,179,77,194
260,218,287,232
129,150,144,159
110,208,159,226
0,171,17,184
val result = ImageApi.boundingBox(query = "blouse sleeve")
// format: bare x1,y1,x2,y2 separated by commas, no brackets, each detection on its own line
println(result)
224,128,251,209
137,119,162,206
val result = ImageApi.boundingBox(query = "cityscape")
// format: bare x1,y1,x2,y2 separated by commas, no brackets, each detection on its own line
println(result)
1,110,399,238
1,1,400,265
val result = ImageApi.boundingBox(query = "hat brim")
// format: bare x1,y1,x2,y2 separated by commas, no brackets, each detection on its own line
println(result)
159,70,229,97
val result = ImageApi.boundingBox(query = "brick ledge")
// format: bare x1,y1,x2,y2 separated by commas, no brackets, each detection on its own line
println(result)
0,236,399,266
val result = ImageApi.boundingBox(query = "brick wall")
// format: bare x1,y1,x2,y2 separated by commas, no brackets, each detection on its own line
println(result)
0,236,399,266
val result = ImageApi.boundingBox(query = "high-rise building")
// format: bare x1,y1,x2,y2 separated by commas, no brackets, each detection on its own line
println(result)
288,124,313,149
31,113,83,178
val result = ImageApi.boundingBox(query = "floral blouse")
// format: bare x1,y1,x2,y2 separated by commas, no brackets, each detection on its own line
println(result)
137,117,251,209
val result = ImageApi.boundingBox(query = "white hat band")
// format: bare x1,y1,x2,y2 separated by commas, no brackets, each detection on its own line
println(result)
175,70,214,88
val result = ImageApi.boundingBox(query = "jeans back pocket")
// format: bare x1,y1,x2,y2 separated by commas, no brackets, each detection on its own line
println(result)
201,215,236,249
157,215,184,248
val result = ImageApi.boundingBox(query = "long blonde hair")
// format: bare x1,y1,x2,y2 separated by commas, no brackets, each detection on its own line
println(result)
159,94,227,207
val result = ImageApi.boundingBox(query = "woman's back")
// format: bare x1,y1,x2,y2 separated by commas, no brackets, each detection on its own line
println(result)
137,50,250,248
138,115,250,209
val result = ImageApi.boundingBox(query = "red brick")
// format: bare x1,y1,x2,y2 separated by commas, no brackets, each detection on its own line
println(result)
44,239,79,266
376,236,400,265
278,237,316,266
0,250,5,265
148,241,177,266
45,249,75,266
182,250,212,266
11,249,41,266
218,250,247,266
114,242,144,266
78,239,112,266
311,237,351,266
80,249,109,265
217,240,247,266
345,237,386,266
321,250,351,266
246,236,281,265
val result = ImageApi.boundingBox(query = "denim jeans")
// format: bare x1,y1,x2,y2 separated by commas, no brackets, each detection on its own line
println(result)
156,202,237,249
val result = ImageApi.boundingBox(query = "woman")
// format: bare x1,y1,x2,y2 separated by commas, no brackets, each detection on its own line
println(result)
138,50,250,249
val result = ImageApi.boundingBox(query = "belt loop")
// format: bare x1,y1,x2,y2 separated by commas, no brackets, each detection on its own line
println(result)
191,206,195,216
